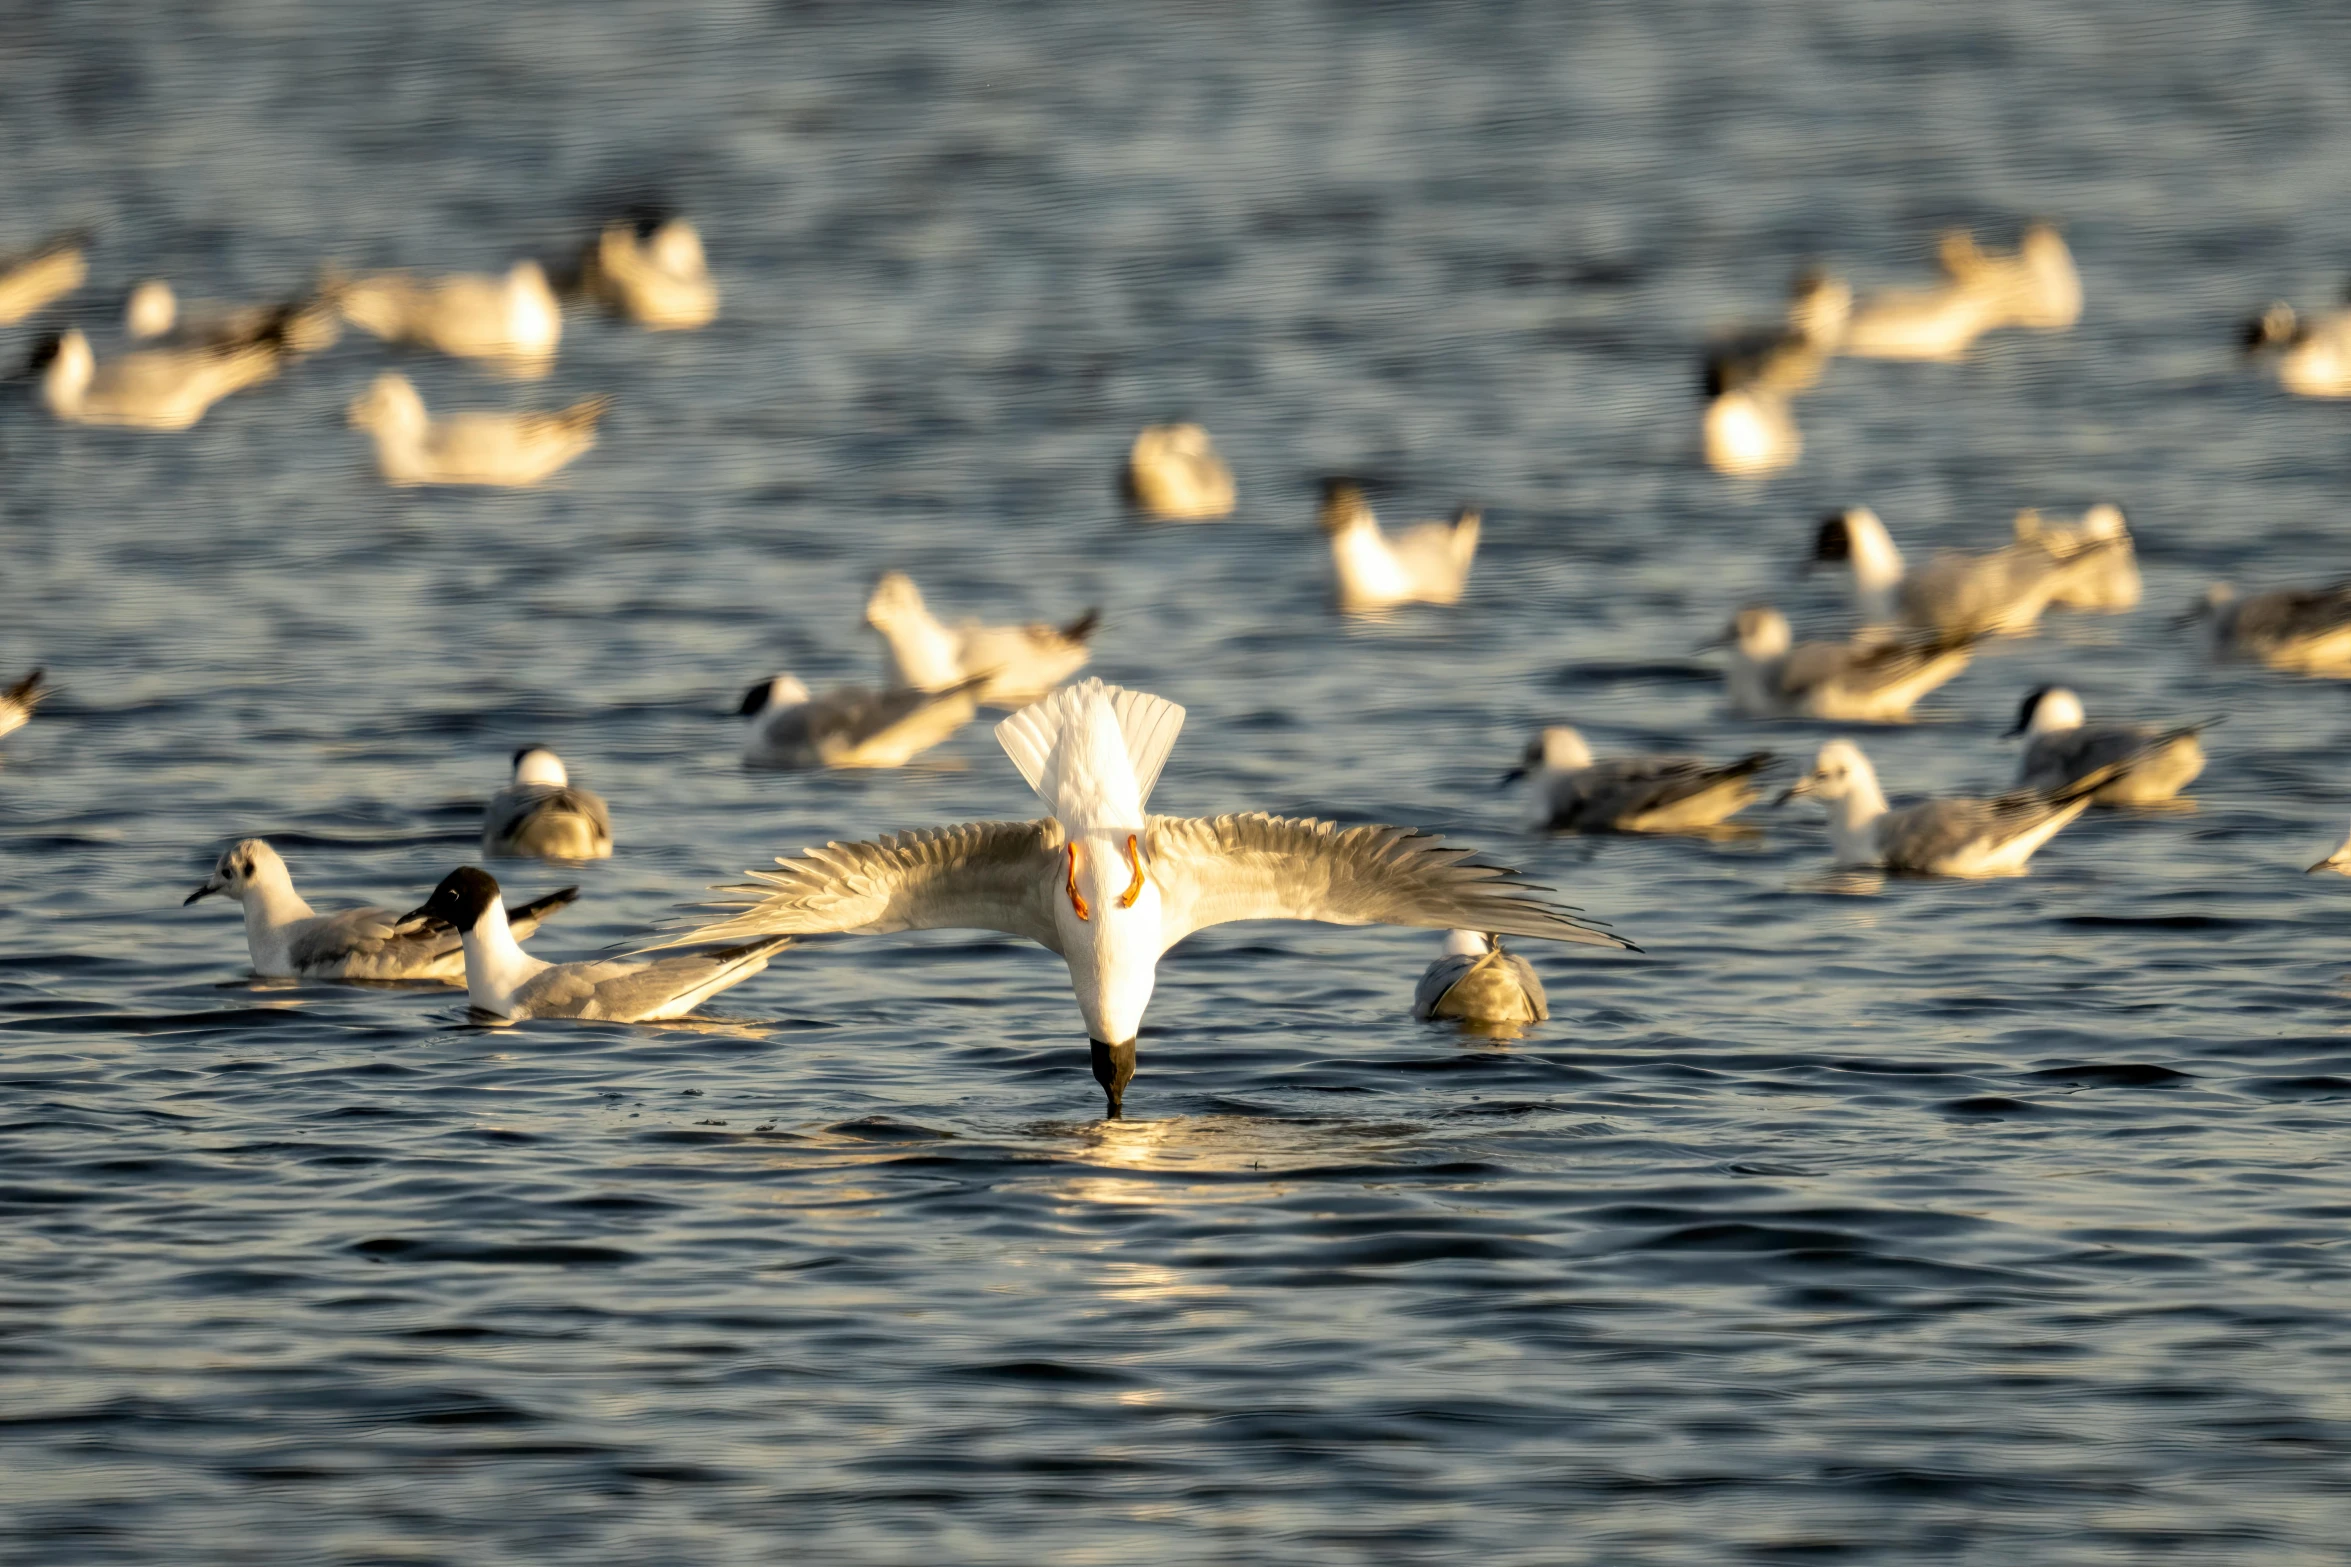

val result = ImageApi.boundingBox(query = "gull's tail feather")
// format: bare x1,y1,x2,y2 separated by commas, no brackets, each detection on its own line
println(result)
995,678,1187,812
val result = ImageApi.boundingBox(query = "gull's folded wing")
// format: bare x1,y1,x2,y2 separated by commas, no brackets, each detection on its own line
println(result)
662,819,1068,951
1146,813,1632,954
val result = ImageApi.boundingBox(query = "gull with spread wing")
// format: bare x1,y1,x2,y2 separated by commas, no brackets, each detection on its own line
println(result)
665,679,1631,1114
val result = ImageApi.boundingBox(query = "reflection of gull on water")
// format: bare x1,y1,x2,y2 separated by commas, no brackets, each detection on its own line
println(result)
664,679,1631,1115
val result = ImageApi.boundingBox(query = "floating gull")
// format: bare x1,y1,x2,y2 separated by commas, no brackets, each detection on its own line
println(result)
739,673,985,769
331,260,561,376
185,838,576,982
865,571,1098,710
124,280,341,356
399,867,785,1021
347,372,606,487
34,327,290,430
1413,930,1548,1025
1319,479,1479,612
483,747,613,861
1781,738,2104,876
2187,581,2351,676
1712,605,1972,722
0,231,86,326
1810,506,2108,638
2010,686,2206,806
1123,423,1236,520
2243,298,2351,398
662,679,1631,1114
579,217,717,331
1508,726,1773,832
1842,225,2079,359
0,668,47,742
2012,503,2141,611
1703,388,1802,477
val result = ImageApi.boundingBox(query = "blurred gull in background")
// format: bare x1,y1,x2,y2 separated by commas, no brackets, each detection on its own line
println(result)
2009,685,2206,805
2242,295,2351,397
1810,505,2113,638
579,216,718,331
1781,737,2104,876
1702,387,1802,477
1507,725,1774,833
1317,479,1479,612
184,838,577,982
664,680,1631,1114
0,231,86,325
1123,423,1236,519
1841,224,2080,360
399,867,785,1021
738,672,985,770
1413,930,1547,1026
123,278,342,355
330,259,561,377
346,372,606,486
483,746,614,861
2012,502,2142,611
36,326,293,430
864,570,1098,709
1713,605,1972,722
2187,580,2351,677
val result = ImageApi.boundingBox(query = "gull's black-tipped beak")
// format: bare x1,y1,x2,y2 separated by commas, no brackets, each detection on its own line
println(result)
1499,765,1528,786
183,879,221,906
1091,1038,1136,1120
392,901,439,935
1774,778,1814,806
2309,853,2347,876
2002,720,2026,738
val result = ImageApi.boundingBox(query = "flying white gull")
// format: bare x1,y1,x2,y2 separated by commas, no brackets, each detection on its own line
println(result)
1413,930,1548,1026
185,838,576,982
663,679,1631,1114
399,866,786,1021
483,747,613,861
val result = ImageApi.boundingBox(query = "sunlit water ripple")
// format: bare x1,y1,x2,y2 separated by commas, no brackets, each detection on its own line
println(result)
5,2,2351,1562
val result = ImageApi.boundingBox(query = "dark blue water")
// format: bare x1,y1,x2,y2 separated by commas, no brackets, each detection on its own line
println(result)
6,2,2351,1561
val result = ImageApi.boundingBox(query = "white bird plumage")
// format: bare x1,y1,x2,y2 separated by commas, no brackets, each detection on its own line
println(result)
347,372,606,487
865,571,1098,710
1318,480,1479,612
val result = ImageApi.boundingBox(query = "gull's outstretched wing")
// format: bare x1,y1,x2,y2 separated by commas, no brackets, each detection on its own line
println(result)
660,820,1068,952
1147,813,1632,954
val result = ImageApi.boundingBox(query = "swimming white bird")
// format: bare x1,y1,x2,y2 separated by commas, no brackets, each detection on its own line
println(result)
1507,727,1774,832
580,218,717,330
1714,606,1973,722
1124,423,1236,519
2008,686,2206,805
2012,503,2141,611
34,328,289,430
1319,480,1480,612
1781,738,2103,877
1702,388,1802,477
738,673,986,769
1810,506,2103,638
1413,930,1547,1025
331,260,561,376
0,668,47,742
184,838,577,982
865,571,1099,710
2243,299,2351,397
662,679,1631,1114
399,867,786,1021
347,373,606,487
0,232,86,326
2188,581,2351,676
1841,225,2079,359
483,748,613,861
124,280,342,356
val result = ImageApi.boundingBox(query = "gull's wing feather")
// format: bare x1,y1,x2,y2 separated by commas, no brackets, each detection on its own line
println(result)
1147,812,1630,954
515,938,788,1022
661,819,1068,952
287,905,454,973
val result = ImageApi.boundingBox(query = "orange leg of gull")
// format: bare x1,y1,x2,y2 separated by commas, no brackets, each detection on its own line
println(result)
1065,842,1090,921
1118,834,1146,908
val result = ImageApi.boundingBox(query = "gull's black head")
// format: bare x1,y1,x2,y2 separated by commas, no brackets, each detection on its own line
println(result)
404,866,502,932
1811,512,1853,563
23,333,62,374
2009,684,2057,737
737,680,773,717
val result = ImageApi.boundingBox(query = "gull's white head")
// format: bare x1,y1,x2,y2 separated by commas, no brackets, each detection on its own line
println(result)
1442,929,1492,958
2080,503,2126,540
2013,685,2086,737
865,570,928,630
184,837,292,906
348,372,426,436
1784,738,1883,807
996,679,1188,1051
1524,726,1593,773
126,280,177,340
1728,605,1793,659
650,219,706,278
738,674,811,717
40,330,95,410
511,746,569,788
504,261,560,351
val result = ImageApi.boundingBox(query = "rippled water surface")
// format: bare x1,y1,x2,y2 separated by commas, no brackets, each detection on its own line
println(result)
8,3,2351,1561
